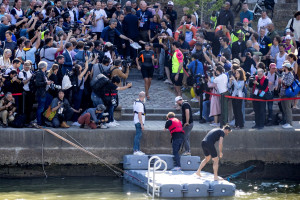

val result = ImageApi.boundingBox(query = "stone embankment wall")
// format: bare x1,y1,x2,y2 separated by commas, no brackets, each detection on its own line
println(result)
0,128,299,178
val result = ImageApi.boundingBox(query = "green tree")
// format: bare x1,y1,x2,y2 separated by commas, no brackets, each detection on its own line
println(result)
174,0,224,22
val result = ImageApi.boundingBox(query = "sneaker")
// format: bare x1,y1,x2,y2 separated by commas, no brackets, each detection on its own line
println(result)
100,124,108,129
80,124,85,128
113,120,120,126
229,120,235,126
171,167,181,171
137,151,145,155
106,122,116,127
182,152,191,156
72,122,81,127
210,123,219,127
164,79,172,84
194,111,201,116
190,97,199,102
282,123,293,129
133,151,144,156
2,123,7,128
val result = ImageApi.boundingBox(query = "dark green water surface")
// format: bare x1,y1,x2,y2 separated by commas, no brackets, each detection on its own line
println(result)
0,177,299,200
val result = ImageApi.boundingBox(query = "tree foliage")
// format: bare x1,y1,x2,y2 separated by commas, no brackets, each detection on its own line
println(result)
174,0,224,21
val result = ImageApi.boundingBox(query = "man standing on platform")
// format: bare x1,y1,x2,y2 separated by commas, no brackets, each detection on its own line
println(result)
164,112,184,171
175,96,193,156
133,91,146,156
195,125,232,181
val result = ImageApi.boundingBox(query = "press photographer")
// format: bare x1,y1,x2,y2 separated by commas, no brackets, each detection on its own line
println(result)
249,68,269,130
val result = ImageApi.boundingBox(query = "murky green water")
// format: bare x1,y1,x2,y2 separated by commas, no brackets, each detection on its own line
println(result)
0,177,299,200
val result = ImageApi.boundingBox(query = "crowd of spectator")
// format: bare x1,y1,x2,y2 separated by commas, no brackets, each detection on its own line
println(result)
0,0,298,130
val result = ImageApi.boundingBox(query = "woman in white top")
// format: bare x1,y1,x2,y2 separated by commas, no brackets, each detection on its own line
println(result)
251,32,260,51
275,44,287,72
287,53,299,109
229,69,245,128
0,49,12,70
15,38,25,69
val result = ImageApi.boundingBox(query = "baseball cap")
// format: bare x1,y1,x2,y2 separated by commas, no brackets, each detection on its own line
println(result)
167,1,174,6
96,104,106,111
283,62,292,69
232,58,240,65
105,42,113,47
174,96,183,104
285,35,292,40
269,63,276,69
243,18,249,23
286,28,291,33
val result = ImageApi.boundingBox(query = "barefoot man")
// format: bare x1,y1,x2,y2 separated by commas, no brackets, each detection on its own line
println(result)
195,125,232,181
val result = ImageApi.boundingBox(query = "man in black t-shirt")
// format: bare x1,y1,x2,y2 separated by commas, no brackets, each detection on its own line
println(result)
166,1,177,32
195,125,231,181
175,96,193,156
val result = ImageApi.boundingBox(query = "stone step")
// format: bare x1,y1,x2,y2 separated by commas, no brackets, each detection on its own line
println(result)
120,113,300,121
122,107,300,114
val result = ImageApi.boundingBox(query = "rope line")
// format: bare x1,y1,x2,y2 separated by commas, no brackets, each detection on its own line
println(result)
33,124,144,183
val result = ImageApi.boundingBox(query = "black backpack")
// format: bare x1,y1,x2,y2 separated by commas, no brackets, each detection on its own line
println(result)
91,74,110,97
29,72,37,94
9,114,25,128
103,67,118,79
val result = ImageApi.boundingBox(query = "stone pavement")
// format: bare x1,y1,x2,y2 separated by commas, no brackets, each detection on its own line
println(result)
118,74,188,109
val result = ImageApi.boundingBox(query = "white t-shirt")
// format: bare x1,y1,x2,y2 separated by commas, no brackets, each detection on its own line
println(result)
257,17,272,34
18,70,32,91
213,73,228,94
133,100,145,124
286,18,300,42
91,9,107,33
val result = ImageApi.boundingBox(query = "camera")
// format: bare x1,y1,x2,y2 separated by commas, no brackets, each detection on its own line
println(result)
49,83,62,90
122,58,133,70
194,74,207,95
125,82,132,88
248,76,255,85
153,5,158,9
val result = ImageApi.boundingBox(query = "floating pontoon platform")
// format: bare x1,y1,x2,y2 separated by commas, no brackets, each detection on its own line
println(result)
123,154,236,198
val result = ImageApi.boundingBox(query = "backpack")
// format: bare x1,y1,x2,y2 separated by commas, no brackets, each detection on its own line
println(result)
103,66,118,79
29,72,37,94
9,114,25,128
134,100,146,116
91,74,110,97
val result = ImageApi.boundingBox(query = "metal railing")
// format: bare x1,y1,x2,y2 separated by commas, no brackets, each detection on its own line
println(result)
147,156,167,199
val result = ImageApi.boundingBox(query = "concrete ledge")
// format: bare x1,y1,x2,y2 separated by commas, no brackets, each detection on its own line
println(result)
0,121,300,166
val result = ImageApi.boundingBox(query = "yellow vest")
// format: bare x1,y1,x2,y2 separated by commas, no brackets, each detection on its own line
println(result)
231,30,245,45
172,50,184,73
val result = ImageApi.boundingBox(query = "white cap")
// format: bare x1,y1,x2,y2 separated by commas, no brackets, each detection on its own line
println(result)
286,28,291,33
285,35,292,40
168,1,174,6
283,62,292,69
105,42,113,47
174,96,182,105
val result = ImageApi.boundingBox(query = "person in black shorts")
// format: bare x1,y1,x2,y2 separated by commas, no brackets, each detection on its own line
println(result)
136,43,156,100
195,125,232,181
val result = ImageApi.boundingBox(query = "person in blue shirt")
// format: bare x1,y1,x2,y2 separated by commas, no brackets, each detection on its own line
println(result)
187,53,204,78
123,6,139,59
101,18,133,45
136,1,153,42
240,2,253,27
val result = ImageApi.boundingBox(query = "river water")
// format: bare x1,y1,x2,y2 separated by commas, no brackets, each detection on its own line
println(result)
0,177,299,200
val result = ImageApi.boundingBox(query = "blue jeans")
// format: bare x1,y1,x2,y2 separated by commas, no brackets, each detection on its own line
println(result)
91,92,103,107
108,105,114,123
36,93,53,125
133,123,143,151
72,89,83,121
202,100,213,122
172,135,184,167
